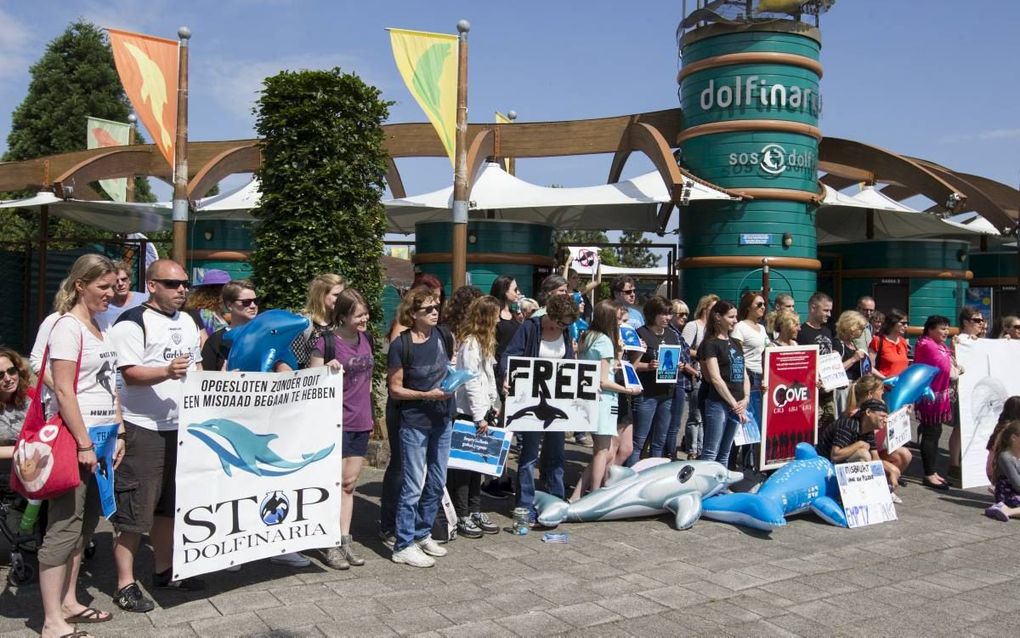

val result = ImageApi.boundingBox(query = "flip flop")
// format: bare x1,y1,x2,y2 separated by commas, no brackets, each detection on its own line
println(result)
58,632,94,638
64,607,113,623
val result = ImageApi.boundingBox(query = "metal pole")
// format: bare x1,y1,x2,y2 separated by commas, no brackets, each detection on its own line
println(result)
451,19,470,290
37,205,49,323
761,257,771,304
171,26,191,267
126,113,137,203
506,110,517,176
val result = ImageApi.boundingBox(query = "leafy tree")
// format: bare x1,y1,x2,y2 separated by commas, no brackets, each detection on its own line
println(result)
617,230,660,268
251,68,390,326
2,20,155,242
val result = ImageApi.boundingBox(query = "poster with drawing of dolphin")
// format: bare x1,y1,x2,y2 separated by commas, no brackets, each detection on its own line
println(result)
504,356,600,432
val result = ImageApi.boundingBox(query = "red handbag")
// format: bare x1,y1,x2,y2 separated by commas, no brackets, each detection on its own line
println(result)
10,326,84,500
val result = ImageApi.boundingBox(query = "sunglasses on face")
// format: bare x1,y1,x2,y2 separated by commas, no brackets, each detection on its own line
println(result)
969,317,985,324
898,321,908,325
415,304,440,314
152,279,190,289
620,289,636,295
1,366,18,378
753,301,766,308
676,312,689,317
235,298,259,308
556,319,574,329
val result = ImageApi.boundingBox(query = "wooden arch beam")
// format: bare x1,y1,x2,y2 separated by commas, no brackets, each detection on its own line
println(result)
52,147,155,192
905,158,1015,233
385,158,406,199
819,137,966,214
187,143,260,199
464,128,495,191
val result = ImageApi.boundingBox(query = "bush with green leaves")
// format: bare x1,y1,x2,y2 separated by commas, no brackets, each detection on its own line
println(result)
251,68,390,323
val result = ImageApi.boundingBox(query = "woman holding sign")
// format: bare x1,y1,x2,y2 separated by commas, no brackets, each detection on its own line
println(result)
573,300,641,499
309,289,373,570
34,255,124,636
387,287,455,568
698,300,749,468
449,295,502,538
913,315,954,491
869,309,910,380
628,296,680,466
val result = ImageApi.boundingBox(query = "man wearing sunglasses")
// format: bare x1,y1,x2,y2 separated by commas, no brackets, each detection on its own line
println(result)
108,259,204,611
201,280,259,372
612,276,644,330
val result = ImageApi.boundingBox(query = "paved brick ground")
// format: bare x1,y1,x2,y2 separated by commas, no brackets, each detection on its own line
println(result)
3,442,1019,637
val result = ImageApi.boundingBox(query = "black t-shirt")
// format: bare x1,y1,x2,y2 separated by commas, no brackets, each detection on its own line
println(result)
386,330,453,428
837,339,872,381
201,327,230,371
817,413,867,459
700,336,746,402
797,322,834,355
635,325,679,397
495,317,521,363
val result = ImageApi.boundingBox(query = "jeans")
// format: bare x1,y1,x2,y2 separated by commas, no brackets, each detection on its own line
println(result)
394,420,452,552
747,371,762,429
683,388,703,456
699,396,741,468
629,393,674,466
379,399,401,534
516,431,565,514
666,384,689,459
447,468,481,517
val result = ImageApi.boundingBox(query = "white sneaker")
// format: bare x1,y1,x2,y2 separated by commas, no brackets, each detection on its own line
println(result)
415,535,448,557
392,544,435,568
890,492,903,504
270,552,311,568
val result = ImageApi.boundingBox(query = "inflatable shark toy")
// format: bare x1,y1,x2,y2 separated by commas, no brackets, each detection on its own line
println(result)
187,418,334,477
883,363,938,412
224,309,310,372
506,394,569,429
533,459,742,529
701,443,848,532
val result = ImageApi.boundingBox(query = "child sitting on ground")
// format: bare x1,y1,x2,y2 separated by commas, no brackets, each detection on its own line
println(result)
986,396,1020,482
985,419,1020,521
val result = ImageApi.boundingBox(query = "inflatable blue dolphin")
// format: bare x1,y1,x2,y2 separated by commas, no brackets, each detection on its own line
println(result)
223,309,310,372
700,443,848,532
883,363,938,412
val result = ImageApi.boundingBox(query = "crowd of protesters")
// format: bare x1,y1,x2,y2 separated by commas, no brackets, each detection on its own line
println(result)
3,253,1018,637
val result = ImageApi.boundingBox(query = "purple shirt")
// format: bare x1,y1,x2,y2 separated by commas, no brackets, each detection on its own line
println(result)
313,332,374,432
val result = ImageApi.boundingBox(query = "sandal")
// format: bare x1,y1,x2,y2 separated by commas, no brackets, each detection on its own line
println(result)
58,631,95,638
64,607,113,623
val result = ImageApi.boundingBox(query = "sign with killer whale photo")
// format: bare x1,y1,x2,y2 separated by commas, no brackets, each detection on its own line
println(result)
173,368,344,580
504,356,601,432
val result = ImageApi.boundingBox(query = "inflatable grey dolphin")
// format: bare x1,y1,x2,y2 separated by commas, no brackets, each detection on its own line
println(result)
534,459,742,529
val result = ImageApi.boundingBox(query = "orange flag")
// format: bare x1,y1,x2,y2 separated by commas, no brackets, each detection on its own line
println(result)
108,28,178,170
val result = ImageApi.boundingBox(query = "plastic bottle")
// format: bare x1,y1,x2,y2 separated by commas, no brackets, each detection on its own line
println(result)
19,499,42,534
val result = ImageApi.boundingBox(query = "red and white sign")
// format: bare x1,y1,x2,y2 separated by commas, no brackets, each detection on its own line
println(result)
761,345,818,470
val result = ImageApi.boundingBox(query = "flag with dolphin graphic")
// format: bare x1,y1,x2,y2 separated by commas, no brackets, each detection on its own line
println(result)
107,28,178,170
173,367,343,579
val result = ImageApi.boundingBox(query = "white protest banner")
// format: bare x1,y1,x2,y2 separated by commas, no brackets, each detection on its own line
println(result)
568,246,600,275
504,356,600,432
173,368,343,580
835,461,896,528
876,407,911,453
957,338,1020,489
656,345,682,384
817,352,850,391
448,420,511,477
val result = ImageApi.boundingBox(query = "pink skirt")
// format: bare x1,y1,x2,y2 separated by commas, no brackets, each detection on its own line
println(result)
917,389,952,426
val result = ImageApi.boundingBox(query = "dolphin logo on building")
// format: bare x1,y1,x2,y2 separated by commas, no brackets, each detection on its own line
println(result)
187,418,334,478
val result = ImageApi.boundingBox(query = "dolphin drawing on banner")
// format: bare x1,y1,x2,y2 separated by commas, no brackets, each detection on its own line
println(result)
187,418,334,478
701,442,848,532
223,309,310,372
533,459,742,529
505,394,569,429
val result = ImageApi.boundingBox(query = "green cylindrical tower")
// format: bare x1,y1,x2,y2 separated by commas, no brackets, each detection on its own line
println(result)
678,21,823,311
189,220,254,282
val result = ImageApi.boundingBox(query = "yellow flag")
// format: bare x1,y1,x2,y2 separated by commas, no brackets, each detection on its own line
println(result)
495,111,513,174
388,28,458,166
107,28,178,170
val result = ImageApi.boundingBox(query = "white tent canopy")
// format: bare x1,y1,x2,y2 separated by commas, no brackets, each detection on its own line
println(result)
816,184,987,244
0,191,171,233
383,161,736,233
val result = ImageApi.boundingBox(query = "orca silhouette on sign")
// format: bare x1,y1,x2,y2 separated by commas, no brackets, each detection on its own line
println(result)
505,394,569,429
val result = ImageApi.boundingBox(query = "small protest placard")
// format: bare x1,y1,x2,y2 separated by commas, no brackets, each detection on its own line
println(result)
817,352,850,391
504,356,600,432
448,420,511,477
89,423,119,518
656,345,682,384
733,413,762,446
835,461,897,528
876,407,911,453
622,361,642,391
620,326,645,352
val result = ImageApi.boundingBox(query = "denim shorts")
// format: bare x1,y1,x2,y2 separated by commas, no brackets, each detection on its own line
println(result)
343,430,370,458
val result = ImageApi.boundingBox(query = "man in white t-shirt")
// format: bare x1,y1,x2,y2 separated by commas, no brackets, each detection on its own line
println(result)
95,261,150,331
108,259,201,612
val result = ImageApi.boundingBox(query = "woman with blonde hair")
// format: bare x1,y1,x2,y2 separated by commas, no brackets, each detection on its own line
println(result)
448,295,502,538
771,310,801,347
680,293,719,457
299,273,346,367
36,254,124,637
833,310,872,413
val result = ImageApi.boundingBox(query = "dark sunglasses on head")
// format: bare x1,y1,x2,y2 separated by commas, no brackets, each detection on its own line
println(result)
1,366,18,378
416,304,440,314
152,278,190,289
235,298,259,308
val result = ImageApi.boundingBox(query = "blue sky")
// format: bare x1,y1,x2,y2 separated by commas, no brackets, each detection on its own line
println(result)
1,0,1017,221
